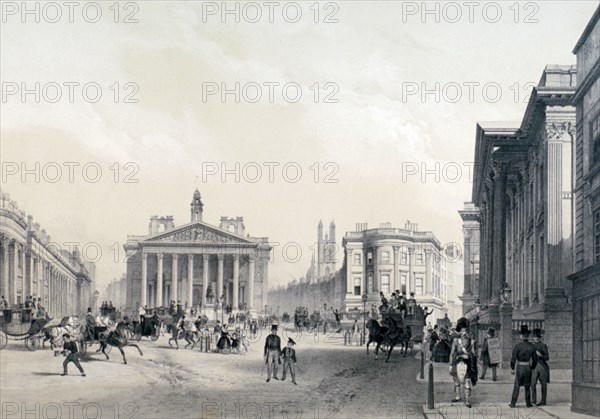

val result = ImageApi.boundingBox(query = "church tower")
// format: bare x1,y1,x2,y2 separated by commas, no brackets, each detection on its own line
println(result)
190,189,203,222
328,220,336,273
317,220,323,281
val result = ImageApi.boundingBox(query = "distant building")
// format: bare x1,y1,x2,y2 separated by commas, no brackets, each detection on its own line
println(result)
269,220,344,316
0,191,94,317
124,189,271,317
102,274,127,312
342,221,451,321
569,5,600,417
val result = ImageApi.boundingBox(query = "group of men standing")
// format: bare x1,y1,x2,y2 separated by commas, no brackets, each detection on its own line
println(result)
446,317,550,409
510,325,550,408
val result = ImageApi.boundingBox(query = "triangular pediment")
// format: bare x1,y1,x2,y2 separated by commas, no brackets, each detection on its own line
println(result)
143,222,252,244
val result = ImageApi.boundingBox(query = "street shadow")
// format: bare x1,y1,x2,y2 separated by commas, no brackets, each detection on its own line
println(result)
31,372,63,376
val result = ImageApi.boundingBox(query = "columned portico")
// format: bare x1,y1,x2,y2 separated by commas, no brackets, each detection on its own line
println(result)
126,191,271,317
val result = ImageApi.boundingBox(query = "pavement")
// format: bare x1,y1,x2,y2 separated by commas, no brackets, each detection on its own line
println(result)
416,358,595,419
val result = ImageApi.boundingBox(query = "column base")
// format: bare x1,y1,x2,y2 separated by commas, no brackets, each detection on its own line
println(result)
459,295,478,315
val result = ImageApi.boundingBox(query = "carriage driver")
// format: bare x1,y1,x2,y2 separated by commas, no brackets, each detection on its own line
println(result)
264,322,282,382
61,334,86,377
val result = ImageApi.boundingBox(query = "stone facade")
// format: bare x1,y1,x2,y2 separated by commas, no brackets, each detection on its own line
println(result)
342,221,450,321
569,5,600,417
0,191,94,318
467,65,577,369
124,190,271,317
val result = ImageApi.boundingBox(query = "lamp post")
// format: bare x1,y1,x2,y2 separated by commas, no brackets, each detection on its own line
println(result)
220,294,225,324
500,282,512,305
361,293,368,346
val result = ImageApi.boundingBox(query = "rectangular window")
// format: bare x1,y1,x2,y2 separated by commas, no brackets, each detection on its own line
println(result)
401,251,407,264
381,251,390,264
353,253,361,266
367,273,373,293
415,252,423,265
400,272,407,294
415,277,423,296
367,252,373,265
381,274,390,293
595,209,600,263
592,112,600,164
581,295,600,383
353,276,361,296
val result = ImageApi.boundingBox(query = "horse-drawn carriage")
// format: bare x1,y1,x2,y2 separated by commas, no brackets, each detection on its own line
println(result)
133,314,161,341
294,307,309,331
0,308,49,351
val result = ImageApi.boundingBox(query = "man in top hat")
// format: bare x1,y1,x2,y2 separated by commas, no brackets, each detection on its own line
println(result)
480,328,498,381
531,328,550,406
85,307,96,341
509,325,538,408
449,317,477,408
281,338,298,385
264,322,282,382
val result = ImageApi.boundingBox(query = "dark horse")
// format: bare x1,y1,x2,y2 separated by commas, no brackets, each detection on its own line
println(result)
366,319,388,356
98,321,144,364
367,318,412,363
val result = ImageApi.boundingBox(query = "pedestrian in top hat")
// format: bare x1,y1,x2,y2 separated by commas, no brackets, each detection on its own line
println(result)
531,328,550,406
449,317,477,408
509,325,538,408
264,323,281,382
480,328,498,381
281,338,298,385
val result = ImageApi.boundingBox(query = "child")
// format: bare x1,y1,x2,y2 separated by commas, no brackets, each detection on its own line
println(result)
281,338,297,385
61,334,85,377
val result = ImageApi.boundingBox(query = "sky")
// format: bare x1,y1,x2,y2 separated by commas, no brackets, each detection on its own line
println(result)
1,1,598,294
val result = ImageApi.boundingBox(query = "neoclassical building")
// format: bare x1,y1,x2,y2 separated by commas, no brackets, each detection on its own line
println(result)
342,221,450,321
124,190,271,316
570,5,600,416
464,65,576,368
0,192,94,318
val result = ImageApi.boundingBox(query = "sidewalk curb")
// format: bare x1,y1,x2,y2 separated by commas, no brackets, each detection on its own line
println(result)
422,403,598,419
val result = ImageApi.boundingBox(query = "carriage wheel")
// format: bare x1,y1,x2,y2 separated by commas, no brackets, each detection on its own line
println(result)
150,327,160,341
25,336,40,351
0,331,8,350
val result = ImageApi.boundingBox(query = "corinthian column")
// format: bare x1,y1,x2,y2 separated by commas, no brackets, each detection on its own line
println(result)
202,254,209,306
217,255,224,304
141,252,148,307
248,256,255,310
172,254,178,304
156,253,163,307
187,254,194,307
545,123,568,300
491,163,507,304
233,255,239,310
